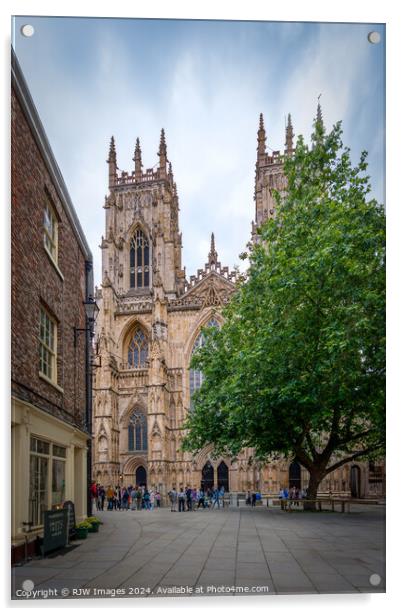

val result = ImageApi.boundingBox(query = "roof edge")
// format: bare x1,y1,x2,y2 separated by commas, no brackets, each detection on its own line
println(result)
11,47,93,263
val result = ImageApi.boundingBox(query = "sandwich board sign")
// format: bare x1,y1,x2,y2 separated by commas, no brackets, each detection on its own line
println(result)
42,509,68,556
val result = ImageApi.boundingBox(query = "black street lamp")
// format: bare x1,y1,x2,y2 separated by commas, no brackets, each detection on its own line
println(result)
74,293,100,517
74,296,99,346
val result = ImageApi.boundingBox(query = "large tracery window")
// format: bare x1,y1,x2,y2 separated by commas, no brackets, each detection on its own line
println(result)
130,228,150,289
127,329,148,368
189,318,219,403
128,412,148,451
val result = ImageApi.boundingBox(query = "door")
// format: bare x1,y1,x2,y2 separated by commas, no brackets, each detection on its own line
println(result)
288,460,301,490
217,461,229,492
135,465,147,488
201,461,214,492
350,465,361,498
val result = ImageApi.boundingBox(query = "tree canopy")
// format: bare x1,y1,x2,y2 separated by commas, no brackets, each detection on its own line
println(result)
182,115,385,498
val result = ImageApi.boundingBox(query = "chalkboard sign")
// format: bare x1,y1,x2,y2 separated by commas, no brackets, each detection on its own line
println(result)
63,500,76,538
42,509,68,556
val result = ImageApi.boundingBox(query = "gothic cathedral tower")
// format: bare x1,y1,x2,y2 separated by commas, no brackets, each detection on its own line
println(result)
252,113,294,240
93,130,186,489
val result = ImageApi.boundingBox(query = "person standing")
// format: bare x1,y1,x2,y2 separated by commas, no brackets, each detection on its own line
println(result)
251,492,257,507
169,487,177,512
130,486,137,510
90,481,97,512
122,487,129,510
197,489,205,509
155,490,161,508
99,485,105,511
219,486,225,508
143,489,151,510
178,488,185,512
185,486,192,511
136,486,143,511
106,485,114,510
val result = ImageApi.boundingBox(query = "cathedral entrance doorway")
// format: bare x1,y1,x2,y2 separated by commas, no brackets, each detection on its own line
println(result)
350,465,361,498
289,460,301,490
217,461,229,492
201,461,214,492
136,465,147,488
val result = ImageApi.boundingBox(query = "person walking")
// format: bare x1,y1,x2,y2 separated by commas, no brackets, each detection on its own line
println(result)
211,487,220,509
251,492,257,507
169,487,177,512
155,490,161,508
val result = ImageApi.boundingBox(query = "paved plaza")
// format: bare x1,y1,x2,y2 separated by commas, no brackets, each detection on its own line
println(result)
12,504,385,599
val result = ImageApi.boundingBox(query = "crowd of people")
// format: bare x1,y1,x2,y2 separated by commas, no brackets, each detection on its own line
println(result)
90,482,227,512
90,483,162,511
167,486,226,511
90,481,308,513
278,486,307,509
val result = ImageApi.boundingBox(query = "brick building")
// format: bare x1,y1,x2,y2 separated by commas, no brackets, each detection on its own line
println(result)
11,51,94,563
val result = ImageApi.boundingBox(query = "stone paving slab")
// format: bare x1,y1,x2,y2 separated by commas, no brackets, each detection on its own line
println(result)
11,504,385,600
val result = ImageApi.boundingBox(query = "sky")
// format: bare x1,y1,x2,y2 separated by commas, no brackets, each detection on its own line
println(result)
12,17,385,287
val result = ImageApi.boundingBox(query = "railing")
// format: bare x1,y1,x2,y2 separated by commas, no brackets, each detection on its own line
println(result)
114,169,161,186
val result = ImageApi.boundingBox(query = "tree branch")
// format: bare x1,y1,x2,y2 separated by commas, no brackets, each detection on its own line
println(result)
325,444,384,474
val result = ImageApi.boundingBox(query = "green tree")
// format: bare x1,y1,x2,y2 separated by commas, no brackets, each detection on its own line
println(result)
182,114,385,504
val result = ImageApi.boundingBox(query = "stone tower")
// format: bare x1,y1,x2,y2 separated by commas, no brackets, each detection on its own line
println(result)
252,113,294,240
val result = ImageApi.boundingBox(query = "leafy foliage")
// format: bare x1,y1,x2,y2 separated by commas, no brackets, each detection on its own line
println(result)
182,116,385,493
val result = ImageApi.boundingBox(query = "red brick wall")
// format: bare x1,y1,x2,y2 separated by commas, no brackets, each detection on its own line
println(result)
11,85,88,430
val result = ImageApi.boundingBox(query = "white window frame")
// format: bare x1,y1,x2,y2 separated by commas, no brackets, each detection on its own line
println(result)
39,306,57,385
43,198,58,263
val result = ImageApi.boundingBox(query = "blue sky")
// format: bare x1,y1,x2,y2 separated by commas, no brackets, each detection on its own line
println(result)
12,17,385,287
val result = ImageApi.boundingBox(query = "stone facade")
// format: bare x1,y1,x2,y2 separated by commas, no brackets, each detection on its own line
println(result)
93,115,384,499
11,52,93,561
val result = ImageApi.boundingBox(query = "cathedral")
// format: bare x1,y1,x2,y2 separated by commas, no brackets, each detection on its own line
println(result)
92,114,383,498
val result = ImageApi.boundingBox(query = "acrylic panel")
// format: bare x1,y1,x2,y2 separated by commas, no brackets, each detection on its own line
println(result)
11,15,385,601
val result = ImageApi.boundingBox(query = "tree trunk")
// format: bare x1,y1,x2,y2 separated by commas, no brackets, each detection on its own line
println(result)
304,470,325,511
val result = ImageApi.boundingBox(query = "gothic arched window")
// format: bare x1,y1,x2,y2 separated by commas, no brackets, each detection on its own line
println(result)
127,328,148,368
130,228,150,289
128,412,148,451
189,319,219,402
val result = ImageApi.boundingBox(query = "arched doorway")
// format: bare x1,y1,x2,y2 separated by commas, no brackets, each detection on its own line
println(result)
350,465,361,498
136,465,147,488
201,461,214,492
288,460,301,490
217,461,229,492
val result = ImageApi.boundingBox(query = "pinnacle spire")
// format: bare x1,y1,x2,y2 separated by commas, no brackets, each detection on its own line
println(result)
159,128,167,156
158,128,167,175
107,136,117,188
257,113,266,162
208,232,218,265
107,136,116,163
134,137,142,180
285,113,294,153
